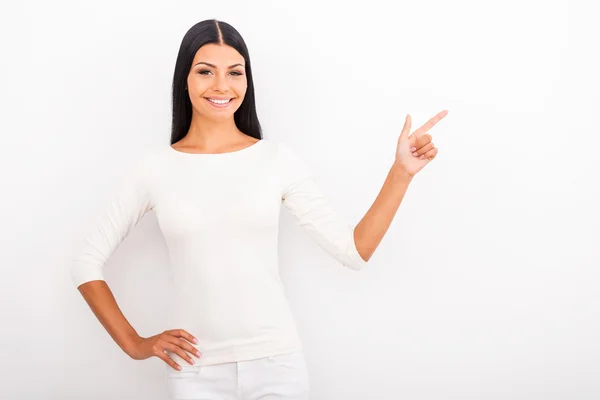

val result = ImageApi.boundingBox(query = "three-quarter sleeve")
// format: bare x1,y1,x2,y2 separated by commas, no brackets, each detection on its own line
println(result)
70,155,155,289
278,141,367,271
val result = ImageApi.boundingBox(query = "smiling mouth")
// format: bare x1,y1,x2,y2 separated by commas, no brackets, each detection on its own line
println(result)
204,97,234,105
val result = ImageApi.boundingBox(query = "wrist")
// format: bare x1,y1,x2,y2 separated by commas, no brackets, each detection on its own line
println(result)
123,333,143,355
390,162,414,182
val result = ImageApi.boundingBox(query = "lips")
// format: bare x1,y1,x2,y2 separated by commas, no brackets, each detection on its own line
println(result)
204,97,234,108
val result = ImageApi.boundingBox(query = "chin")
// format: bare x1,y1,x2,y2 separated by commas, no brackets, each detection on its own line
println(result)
204,111,236,120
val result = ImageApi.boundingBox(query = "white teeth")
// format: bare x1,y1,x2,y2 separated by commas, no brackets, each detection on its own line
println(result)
207,98,231,104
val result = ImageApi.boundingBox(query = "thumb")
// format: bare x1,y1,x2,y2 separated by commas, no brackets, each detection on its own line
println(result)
399,113,411,142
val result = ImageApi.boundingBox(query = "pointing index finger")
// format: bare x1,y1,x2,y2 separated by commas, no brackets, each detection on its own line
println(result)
414,109,449,136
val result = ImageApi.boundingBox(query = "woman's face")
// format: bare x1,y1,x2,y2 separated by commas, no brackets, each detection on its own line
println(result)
187,44,247,121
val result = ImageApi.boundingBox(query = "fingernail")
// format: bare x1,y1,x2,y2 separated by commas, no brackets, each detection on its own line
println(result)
193,337,198,344
420,155,425,159
410,147,416,152
196,351,201,358
190,358,195,365
412,152,418,157
176,365,181,371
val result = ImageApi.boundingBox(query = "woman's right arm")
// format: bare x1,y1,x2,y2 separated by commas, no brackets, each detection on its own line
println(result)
76,280,141,356
76,280,201,370
71,154,200,370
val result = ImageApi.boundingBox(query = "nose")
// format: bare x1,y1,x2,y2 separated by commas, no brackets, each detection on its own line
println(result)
213,71,229,93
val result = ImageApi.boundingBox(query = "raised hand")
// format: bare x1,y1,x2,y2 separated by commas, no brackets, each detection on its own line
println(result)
126,329,202,371
394,110,449,177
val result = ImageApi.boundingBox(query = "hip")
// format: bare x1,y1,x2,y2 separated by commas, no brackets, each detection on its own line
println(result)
166,350,310,400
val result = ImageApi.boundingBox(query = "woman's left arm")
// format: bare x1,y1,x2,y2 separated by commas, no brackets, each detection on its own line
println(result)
354,110,449,261
280,109,448,270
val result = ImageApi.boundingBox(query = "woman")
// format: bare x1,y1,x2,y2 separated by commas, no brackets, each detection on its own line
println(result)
71,19,448,400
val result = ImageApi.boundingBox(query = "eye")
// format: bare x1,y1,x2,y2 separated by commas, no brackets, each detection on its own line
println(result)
197,70,243,76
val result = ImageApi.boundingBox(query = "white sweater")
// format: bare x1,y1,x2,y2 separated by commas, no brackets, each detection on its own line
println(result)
70,138,367,367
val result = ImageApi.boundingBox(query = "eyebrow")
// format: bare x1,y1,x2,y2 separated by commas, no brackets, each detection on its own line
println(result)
194,62,244,69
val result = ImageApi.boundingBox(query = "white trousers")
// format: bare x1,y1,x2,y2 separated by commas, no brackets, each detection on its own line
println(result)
165,350,310,400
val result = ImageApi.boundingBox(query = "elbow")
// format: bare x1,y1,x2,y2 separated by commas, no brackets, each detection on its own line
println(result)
346,263,366,272
70,258,106,290
348,227,370,271
344,252,369,271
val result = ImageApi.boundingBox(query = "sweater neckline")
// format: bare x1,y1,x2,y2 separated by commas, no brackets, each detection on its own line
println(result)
168,139,265,158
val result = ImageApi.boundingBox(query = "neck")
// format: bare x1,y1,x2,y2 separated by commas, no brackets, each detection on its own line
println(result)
184,114,246,148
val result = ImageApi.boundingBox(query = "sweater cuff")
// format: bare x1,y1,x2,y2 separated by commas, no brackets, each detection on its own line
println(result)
71,262,106,289
345,227,368,271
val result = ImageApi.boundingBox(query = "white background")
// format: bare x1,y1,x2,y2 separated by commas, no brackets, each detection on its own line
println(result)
1,0,598,399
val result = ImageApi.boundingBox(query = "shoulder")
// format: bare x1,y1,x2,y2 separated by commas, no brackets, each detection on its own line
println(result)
252,138,299,164
265,139,313,182
265,139,305,163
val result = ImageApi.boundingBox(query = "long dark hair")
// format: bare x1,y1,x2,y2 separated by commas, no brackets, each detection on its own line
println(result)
170,19,262,144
